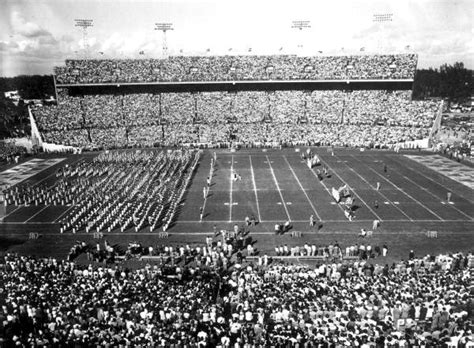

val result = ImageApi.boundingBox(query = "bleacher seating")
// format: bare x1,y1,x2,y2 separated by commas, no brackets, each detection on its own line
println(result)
33,89,440,149
54,54,418,84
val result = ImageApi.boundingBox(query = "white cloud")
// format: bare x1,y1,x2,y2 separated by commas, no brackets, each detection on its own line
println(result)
11,11,50,38
1,0,472,75
0,40,19,51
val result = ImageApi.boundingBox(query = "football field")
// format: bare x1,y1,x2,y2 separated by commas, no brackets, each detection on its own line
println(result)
1,148,473,262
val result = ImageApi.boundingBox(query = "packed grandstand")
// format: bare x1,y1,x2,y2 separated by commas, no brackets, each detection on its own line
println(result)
54,54,418,83
30,54,442,150
1,250,473,346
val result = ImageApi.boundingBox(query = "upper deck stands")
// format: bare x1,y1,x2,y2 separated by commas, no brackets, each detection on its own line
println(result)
54,54,418,85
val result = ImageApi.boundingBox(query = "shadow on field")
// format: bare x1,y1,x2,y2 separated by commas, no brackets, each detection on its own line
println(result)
0,236,28,254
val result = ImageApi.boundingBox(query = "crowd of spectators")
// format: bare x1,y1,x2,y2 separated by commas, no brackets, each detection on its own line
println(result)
54,54,418,84
33,89,440,150
273,242,387,261
344,91,439,127
40,129,90,148
34,94,84,132
0,142,28,164
1,250,472,347
432,118,473,162
123,94,160,127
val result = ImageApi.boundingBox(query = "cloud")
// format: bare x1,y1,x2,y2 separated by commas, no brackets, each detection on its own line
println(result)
11,11,50,38
2,11,68,64
0,41,19,51
96,32,160,58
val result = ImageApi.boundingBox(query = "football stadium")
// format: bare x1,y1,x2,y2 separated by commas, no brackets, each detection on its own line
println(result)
1,2,473,346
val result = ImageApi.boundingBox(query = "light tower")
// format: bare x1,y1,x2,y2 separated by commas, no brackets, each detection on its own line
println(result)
74,19,93,58
372,13,393,54
291,20,311,53
155,23,174,58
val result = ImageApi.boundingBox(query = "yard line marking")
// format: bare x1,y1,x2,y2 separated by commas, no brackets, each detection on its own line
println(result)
343,155,413,221
229,155,234,222
265,155,291,221
249,155,263,223
390,157,474,215
53,205,77,223
355,155,446,221
2,205,22,220
318,156,383,221
1,222,60,225
200,160,215,222
11,229,474,236
398,170,473,220
178,219,459,223
24,205,50,223
284,156,322,221
307,163,346,215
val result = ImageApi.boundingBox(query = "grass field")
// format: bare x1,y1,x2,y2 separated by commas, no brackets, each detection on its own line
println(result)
1,147,473,264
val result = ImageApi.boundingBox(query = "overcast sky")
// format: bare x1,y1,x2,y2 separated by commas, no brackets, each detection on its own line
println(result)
0,0,472,76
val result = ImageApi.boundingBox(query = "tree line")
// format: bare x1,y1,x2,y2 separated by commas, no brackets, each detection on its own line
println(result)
412,62,472,102
0,75,55,99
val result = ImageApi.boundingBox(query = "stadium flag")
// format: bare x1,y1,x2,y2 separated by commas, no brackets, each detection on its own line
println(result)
405,45,410,50
279,47,283,51
228,48,232,51
360,47,365,51
139,51,145,55
248,48,252,52
332,187,341,203
206,48,210,52
318,50,323,53
98,51,104,55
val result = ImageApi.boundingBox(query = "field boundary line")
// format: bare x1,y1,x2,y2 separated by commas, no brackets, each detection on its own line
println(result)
284,156,322,221
176,219,471,223
249,155,263,223
11,230,473,236
354,155,446,221
266,155,291,221
319,155,383,221
2,218,472,225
